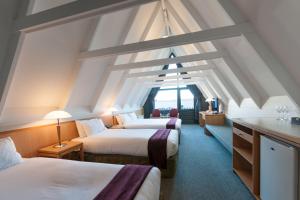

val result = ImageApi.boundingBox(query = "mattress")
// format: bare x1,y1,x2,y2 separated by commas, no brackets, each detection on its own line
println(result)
73,129,178,158
123,118,182,130
0,157,160,200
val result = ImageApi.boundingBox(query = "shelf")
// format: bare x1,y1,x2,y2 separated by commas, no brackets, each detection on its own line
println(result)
233,146,253,164
233,127,253,144
233,168,253,191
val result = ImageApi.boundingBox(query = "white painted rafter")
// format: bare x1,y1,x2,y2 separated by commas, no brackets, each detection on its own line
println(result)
126,64,212,78
91,7,140,113
15,0,157,33
181,0,265,107
0,1,30,119
59,17,101,109
112,52,222,71
205,75,229,104
79,23,248,59
167,1,242,106
143,72,206,81
96,2,161,110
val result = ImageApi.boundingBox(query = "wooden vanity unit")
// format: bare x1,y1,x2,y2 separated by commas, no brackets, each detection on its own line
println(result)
232,118,300,200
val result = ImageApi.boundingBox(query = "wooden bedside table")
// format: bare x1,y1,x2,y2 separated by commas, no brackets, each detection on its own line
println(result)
38,141,84,161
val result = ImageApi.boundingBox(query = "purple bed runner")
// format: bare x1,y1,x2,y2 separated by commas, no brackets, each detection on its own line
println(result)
166,118,177,129
148,128,171,169
94,164,152,200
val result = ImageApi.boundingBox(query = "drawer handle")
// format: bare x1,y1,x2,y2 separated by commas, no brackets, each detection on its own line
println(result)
270,147,275,151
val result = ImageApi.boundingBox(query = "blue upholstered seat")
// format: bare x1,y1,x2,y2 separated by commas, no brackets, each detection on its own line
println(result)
205,118,233,153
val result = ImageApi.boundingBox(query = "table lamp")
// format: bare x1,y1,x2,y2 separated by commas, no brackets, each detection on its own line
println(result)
44,110,72,148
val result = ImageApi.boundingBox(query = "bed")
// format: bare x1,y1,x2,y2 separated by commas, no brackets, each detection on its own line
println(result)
0,157,161,200
73,128,179,178
121,118,182,130
114,113,182,141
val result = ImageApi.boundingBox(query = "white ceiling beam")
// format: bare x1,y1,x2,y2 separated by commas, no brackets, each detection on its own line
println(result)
167,1,242,106
59,17,101,109
79,23,248,60
205,76,228,105
143,72,206,81
0,1,30,118
14,0,157,33
202,79,218,98
195,83,209,99
196,82,211,99
91,7,140,113
112,52,222,71
218,0,300,108
96,2,161,110
126,64,212,78
181,0,265,108
145,78,202,86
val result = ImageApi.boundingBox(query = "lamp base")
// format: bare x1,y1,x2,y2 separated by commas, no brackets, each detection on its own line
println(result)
53,143,67,148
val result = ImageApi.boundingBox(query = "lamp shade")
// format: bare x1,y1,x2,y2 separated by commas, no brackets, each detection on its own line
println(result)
44,110,72,120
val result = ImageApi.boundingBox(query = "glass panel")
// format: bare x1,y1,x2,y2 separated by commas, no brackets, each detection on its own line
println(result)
166,63,178,77
180,89,194,109
155,90,177,110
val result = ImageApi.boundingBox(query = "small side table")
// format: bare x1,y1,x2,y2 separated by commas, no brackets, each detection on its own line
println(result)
38,141,84,161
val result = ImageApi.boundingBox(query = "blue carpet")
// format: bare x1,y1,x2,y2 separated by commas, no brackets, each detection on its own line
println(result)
162,124,254,200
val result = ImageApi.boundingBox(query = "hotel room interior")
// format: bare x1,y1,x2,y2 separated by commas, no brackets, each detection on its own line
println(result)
0,0,300,200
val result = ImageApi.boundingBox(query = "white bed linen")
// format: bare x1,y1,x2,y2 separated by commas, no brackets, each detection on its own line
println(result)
123,118,182,130
73,129,178,158
0,157,160,200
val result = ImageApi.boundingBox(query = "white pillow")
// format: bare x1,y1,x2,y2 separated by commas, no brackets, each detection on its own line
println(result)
128,112,138,120
75,120,87,138
0,137,23,171
96,118,107,132
119,114,132,124
81,119,105,136
116,115,123,125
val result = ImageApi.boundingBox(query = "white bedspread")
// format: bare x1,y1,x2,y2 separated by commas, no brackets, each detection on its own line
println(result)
123,118,182,130
73,129,178,158
0,157,160,200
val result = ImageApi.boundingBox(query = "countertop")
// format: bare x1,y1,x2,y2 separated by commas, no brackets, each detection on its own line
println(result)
233,118,300,146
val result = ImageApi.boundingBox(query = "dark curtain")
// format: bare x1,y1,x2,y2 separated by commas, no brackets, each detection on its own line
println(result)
187,84,208,121
143,87,160,118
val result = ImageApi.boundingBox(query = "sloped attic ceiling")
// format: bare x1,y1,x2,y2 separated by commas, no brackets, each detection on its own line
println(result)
0,0,299,129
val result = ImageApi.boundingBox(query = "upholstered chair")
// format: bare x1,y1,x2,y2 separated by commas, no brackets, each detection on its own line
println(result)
151,109,161,118
169,108,179,118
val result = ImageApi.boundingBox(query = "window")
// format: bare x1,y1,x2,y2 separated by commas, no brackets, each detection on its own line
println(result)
153,53,195,110
155,90,177,110
180,89,194,109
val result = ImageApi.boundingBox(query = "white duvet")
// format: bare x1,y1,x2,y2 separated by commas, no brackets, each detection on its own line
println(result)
123,118,182,130
73,129,178,158
0,157,160,200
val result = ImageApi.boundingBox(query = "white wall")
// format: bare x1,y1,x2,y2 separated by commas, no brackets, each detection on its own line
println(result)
227,96,300,119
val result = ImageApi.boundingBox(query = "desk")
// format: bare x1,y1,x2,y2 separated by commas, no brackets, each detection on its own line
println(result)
199,112,225,126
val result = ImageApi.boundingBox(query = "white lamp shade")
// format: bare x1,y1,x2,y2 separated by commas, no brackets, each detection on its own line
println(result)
44,110,72,120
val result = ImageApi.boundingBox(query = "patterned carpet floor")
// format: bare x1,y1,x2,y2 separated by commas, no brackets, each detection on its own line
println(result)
161,124,254,200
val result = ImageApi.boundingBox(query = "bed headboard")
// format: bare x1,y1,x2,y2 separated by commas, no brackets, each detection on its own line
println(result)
0,121,79,158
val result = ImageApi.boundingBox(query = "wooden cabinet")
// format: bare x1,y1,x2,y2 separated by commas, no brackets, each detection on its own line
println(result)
232,123,260,198
232,118,300,200
199,112,225,126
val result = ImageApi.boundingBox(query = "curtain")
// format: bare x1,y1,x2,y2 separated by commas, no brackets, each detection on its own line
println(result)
187,85,208,121
143,87,160,118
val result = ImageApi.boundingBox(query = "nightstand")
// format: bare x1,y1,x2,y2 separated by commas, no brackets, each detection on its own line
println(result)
38,141,84,161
